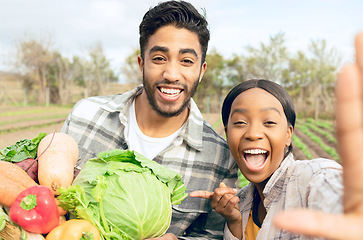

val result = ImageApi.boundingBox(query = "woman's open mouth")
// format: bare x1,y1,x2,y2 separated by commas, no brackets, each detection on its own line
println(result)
243,149,269,171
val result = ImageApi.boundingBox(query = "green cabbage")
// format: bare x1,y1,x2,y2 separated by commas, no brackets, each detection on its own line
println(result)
58,149,187,240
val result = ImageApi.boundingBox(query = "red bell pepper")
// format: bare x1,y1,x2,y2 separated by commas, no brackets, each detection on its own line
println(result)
9,185,60,234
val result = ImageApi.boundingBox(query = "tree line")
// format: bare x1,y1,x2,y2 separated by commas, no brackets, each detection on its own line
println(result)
199,33,342,119
10,33,341,119
11,36,118,105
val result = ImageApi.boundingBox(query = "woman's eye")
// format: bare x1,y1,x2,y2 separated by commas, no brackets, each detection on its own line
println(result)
233,121,246,125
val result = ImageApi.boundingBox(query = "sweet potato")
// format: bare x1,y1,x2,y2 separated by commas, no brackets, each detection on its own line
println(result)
0,161,37,207
0,175,27,207
0,161,37,189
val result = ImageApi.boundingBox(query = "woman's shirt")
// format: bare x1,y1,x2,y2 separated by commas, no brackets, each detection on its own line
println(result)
224,153,343,240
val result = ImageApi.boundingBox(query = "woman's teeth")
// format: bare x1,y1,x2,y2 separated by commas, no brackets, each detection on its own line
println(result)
244,149,268,169
244,149,267,154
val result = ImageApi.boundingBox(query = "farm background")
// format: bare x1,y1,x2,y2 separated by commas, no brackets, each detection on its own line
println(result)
0,80,340,164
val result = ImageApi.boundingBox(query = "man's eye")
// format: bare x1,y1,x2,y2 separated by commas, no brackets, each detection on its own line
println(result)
265,121,276,125
152,56,165,62
182,59,194,65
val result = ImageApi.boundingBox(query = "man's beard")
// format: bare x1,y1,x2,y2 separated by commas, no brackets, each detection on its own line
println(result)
142,76,200,118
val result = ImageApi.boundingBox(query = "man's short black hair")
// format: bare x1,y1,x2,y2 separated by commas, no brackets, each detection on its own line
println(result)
139,0,210,63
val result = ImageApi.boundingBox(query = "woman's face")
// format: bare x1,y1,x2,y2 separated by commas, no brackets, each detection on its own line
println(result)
226,88,293,184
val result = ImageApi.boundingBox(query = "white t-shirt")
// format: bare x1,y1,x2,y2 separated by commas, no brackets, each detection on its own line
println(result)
128,100,182,160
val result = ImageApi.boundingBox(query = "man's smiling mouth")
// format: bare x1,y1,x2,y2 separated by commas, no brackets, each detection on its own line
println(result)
159,87,183,96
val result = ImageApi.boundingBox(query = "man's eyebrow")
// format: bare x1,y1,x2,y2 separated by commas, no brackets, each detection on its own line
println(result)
149,45,169,54
149,46,198,59
180,48,198,59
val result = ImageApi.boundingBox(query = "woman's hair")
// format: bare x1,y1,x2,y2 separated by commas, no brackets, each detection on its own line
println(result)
221,79,296,156
139,0,210,63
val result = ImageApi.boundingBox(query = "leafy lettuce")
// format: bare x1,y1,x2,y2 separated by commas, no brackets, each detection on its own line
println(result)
58,149,187,240
0,132,46,162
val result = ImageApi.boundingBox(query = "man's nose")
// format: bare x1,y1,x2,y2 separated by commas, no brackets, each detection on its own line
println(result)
163,61,182,82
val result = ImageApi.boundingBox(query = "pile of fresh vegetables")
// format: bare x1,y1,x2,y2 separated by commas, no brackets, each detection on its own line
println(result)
0,132,82,239
0,132,188,240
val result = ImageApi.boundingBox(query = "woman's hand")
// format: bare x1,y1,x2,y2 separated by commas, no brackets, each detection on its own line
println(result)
190,182,242,239
273,32,363,240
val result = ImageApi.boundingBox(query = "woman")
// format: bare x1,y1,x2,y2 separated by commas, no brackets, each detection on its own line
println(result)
191,79,343,240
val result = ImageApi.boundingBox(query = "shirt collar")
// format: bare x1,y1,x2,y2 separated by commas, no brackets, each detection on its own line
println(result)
178,98,204,151
263,153,294,204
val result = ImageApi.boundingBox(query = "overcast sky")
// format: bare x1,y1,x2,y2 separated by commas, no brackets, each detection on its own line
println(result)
0,0,362,82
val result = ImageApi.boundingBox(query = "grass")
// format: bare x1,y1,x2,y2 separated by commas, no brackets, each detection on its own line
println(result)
306,118,335,132
297,119,337,144
304,122,336,144
238,170,249,188
292,134,313,159
0,106,71,117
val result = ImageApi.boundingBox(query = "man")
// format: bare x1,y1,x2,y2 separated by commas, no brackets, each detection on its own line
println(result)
61,1,238,239
273,32,363,240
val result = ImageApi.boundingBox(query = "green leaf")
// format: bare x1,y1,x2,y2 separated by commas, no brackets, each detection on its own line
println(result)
0,132,46,162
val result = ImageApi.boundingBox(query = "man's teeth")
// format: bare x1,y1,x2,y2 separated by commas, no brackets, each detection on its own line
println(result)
160,87,181,95
244,149,267,154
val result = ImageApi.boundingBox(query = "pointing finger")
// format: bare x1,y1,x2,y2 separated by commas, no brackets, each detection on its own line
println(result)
189,190,213,199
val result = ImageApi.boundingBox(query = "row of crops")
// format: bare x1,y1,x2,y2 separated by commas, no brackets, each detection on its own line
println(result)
0,106,71,134
294,118,339,162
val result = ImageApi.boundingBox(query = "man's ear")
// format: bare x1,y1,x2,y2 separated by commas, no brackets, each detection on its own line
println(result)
199,61,207,83
137,55,144,77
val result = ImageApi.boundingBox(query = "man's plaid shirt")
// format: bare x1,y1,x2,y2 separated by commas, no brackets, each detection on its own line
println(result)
61,85,238,239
